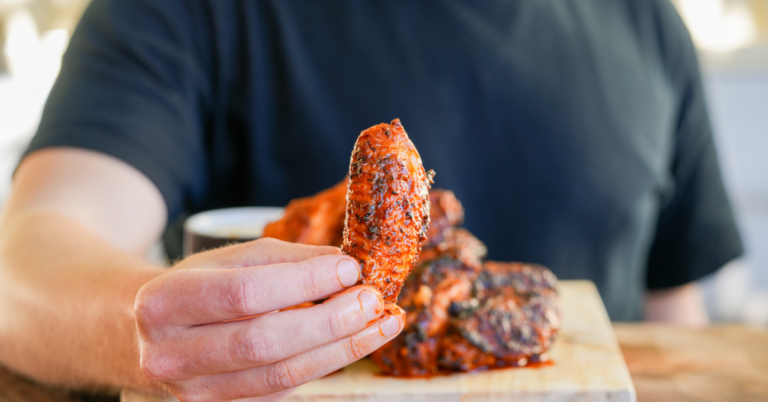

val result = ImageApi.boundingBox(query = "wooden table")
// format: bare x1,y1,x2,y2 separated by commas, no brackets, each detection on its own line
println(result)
2,324,767,402
614,324,768,402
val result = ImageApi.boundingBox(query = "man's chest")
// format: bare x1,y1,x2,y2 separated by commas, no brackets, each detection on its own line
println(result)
218,0,677,216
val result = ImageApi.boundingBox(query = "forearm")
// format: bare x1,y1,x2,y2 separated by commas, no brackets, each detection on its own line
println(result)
644,282,709,327
0,210,165,393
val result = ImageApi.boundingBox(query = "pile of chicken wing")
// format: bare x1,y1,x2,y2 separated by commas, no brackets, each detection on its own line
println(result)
264,120,560,376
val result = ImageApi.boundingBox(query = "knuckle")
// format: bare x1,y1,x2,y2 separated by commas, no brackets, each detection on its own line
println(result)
257,237,281,247
140,350,179,383
230,327,274,366
133,299,153,330
298,264,323,301
223,275,263,316
346,334,368,361
325,309,349,339
134,287,164,330
267,360,302,391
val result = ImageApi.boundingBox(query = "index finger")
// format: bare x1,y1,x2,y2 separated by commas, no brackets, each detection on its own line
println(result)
179,237,342,270
136,254,363,328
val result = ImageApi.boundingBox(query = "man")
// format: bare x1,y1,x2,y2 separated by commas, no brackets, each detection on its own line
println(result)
0,0,742,400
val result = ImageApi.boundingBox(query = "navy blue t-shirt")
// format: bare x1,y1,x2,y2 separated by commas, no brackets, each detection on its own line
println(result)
26,0,743,320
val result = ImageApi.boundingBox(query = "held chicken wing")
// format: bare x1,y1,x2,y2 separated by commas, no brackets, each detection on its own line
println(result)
342,119,434,302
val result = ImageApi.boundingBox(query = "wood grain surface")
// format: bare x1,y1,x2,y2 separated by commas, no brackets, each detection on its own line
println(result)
615,323,768,402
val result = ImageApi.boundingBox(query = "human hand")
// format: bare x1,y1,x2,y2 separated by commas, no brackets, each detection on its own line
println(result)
134,238,404,401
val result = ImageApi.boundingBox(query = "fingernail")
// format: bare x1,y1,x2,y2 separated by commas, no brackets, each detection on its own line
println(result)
336,258,360,288
358,289,383,322
378,314,402,338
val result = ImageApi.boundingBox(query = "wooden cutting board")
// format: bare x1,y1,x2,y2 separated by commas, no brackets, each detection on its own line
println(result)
122,280,635,402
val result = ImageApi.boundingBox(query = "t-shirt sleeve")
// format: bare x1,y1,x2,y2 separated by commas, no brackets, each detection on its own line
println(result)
645,0,743,289
22,0,211,222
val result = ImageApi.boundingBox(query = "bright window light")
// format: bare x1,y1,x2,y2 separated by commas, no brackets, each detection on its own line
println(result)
675,0,758,53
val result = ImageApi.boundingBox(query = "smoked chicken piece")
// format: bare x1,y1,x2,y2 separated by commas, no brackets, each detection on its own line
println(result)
371,257,478,376
262,178,348,246
478,261,559,294
424,189,464,247
401,258,477,338
370,330,440,377
372,260,560,376
439,332,506,372
439,332,540,372
342,119,434,302
448,262,560,364
418,228,487,271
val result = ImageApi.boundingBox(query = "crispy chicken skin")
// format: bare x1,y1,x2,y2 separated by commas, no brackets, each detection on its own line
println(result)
263,178,348,246
372,259,560,376
401,258,477,338
418,228,487,271
479,261,559,294
371,257,478,376
342,119,434,303
448,262,560,364
439,333,501,372
424,190,464,247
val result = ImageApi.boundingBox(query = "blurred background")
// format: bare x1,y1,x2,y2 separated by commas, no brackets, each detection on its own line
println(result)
0,0,766,325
